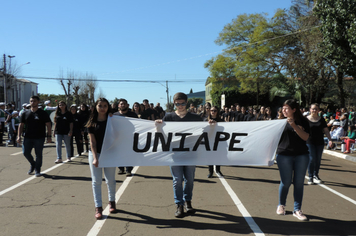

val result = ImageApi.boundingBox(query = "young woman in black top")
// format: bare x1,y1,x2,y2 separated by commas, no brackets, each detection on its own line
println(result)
306,103,332,185
53,101,73,163
205,106,224,178
86,98,117,219
276,99,310,221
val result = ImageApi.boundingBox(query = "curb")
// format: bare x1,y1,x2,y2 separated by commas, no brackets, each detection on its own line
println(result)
323,150,356,163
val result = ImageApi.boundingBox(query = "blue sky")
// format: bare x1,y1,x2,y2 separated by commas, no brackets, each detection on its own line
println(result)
2,0,292,107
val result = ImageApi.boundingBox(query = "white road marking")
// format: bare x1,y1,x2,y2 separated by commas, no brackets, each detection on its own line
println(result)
218,174,265,236
10,151,23,156
87,166,139,236
305,176,356,205
0,157,78,196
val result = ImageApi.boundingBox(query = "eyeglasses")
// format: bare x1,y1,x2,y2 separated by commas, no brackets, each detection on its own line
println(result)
175,103,186,107
210,110,217,112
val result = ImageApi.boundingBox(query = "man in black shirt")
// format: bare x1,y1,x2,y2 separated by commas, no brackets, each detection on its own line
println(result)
17,96,52,177
114,98,138,176
159,92,203,218
141,99,155,120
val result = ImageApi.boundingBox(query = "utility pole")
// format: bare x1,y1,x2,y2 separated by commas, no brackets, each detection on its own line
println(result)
166,80,169,110
3,54,7,104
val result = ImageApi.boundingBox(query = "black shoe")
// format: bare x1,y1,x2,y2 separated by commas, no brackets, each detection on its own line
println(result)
35,172,42,177
175,204,184,218
28,166,35,175
216,171,224,177
126,171,132,177
185,201,196,214
118,169,125,175
207,172,213,178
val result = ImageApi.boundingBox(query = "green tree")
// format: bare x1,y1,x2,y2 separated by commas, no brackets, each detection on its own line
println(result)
314,0,356,107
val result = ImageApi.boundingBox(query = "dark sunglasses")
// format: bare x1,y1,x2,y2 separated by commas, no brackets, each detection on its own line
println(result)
175,103,186,107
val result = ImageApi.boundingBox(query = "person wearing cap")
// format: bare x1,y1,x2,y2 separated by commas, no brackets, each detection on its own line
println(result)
19,103,28,119
10,111,20,147
325,121,343,149
17,96,52,177
0,102,6,146
44,100,56,116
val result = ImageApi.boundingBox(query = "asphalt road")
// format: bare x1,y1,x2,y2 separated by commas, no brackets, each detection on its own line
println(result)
0,144,355,236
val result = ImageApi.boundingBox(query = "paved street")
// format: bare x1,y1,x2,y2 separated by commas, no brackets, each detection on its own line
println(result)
1,144,355,236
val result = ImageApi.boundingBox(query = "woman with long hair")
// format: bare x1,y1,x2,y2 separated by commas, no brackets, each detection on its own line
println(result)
256,106,266,120
265,107,273,120
79,103,90,152
70,105,84,157
86,98,117,219
306,103,333,184
132,102,142,118
53,101,73,163
205,106,224,178
276,99,310,221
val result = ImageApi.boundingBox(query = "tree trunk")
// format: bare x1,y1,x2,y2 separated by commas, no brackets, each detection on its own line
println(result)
336,68,345,107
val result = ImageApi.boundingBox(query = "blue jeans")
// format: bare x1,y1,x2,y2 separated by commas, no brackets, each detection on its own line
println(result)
88,151,116,207
55,134,71,159
170,165,196,205
23,137,45,173
276,154,309,211
307,144,324,178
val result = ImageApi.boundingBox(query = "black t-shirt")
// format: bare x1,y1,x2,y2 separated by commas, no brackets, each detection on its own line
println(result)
21,109,51,139
87,120,107,154
72,113,82,132
236,112,246,121
55,111,74,135
277,118,310,155
114,110,138,118
141,108,154,120
307,117,327,145
228,111,236,121
163,112,203,122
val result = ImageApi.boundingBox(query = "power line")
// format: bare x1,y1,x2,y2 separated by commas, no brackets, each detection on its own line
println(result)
20,76,206,83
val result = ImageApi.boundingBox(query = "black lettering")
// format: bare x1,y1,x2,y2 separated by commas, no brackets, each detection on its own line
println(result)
228,133,248,151
152,132,173,152
133,132,152,152
172,133,192,151
213,132,230,151
192,132,210,151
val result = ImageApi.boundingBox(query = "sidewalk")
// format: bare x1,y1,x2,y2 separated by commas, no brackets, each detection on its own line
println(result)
324,149,356,163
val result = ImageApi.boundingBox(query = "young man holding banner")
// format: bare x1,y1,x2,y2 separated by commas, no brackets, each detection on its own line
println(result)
158,92,203,218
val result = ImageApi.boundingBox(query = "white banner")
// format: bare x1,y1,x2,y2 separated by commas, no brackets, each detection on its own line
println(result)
99,116,287,167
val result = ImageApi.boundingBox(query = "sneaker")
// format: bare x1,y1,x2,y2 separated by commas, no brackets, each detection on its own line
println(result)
175,204,184,218
67,157,72,162
27,166,35,175
216,171,224,177
126,171,132,177
276,205,285,215
313,176,323,184
307,177,314,185
207,172,213,178
35,172,42,177
185,201,196,214
54,159,63,164
293,210,308,221
118,169,125,175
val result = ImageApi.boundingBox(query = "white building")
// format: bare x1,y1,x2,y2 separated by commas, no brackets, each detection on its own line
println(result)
0,73,38,110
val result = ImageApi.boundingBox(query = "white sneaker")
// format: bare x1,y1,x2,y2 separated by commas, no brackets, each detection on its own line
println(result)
313,176,323,184
293,210,308,221
276,205,286,215
54,159,63,164
307,177,314,185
